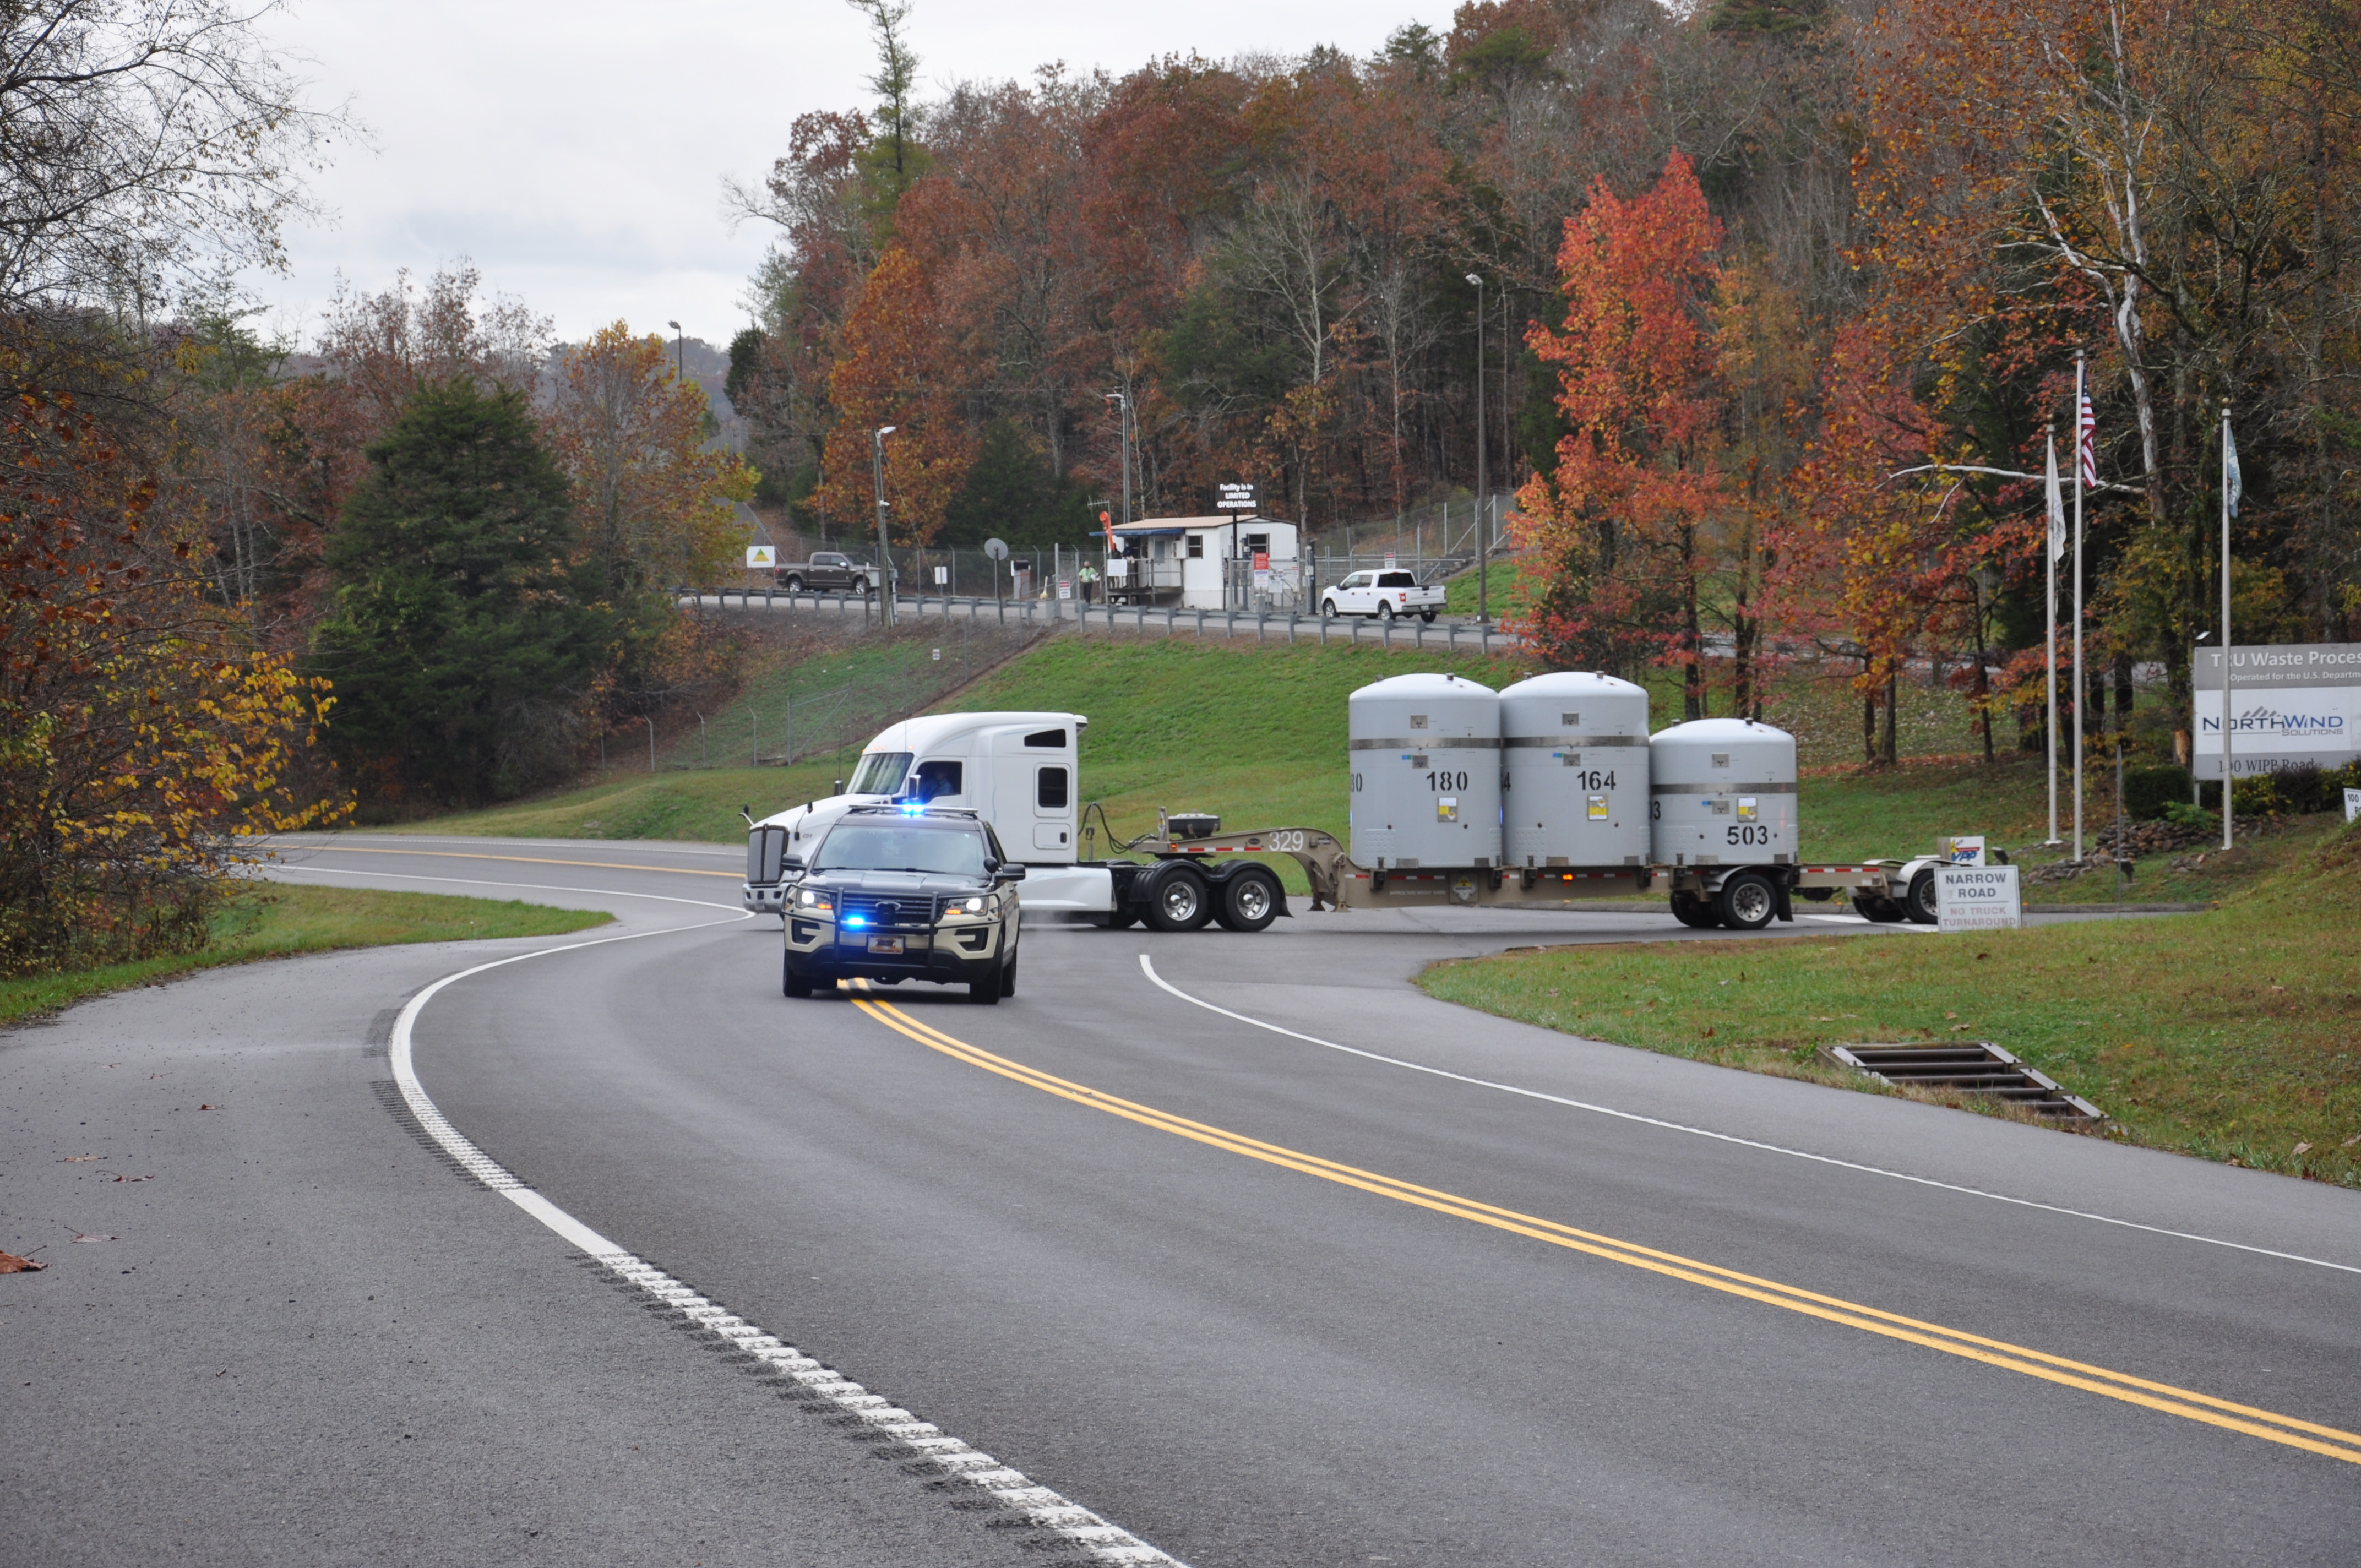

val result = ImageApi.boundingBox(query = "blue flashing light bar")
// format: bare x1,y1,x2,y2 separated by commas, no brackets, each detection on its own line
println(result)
844,915,868,928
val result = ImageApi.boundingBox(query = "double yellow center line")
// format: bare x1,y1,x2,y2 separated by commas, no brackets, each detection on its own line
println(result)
851,990,2361,1467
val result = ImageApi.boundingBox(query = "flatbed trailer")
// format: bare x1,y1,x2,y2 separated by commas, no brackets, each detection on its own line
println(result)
1111,819,1915,930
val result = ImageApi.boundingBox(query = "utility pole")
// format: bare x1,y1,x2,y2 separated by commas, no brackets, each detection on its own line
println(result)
1103,391,1134,526
1467,272,1488,624
872,424,898,627
667,320,683,383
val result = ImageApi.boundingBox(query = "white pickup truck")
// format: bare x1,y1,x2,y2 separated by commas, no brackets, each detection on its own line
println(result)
1319,569,1445,623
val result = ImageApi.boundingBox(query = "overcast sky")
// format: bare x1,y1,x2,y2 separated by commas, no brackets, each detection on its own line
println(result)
251,1,1456,350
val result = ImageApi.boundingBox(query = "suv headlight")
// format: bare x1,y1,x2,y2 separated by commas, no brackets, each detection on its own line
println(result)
796,888,833,912
942,895,991,920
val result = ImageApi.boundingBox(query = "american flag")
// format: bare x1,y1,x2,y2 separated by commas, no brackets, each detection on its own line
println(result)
2076,391,2097,488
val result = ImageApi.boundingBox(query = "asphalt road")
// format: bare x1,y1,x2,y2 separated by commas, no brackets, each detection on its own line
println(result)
7,834,2358,1565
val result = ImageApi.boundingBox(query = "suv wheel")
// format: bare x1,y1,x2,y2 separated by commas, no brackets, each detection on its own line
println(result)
783,955,813,998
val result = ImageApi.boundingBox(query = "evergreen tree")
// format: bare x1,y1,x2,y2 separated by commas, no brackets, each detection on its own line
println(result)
311,380,611,804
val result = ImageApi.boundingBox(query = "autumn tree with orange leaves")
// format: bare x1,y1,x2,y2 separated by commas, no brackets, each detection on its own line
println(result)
1,335,346,975
1516,153,1781,718
817,246,976,547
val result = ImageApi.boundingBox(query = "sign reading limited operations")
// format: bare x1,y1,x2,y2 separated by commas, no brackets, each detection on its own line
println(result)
1935,864,2022,932
1212,481,1261,513
2194,643,2360,779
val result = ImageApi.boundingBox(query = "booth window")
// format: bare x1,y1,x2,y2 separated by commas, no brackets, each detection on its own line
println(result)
1187,535,1204,558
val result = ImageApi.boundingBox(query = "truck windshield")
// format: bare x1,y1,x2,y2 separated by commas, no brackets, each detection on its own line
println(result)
847,750,912,795
812,824,987,876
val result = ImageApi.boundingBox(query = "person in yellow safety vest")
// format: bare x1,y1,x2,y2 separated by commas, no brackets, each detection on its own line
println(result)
1078,562,1098,605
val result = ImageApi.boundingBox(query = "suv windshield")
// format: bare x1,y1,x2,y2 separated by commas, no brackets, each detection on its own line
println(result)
847,750,912,795
812,823,988,876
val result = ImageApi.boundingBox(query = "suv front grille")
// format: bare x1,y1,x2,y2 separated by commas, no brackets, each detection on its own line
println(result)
838,892,943,929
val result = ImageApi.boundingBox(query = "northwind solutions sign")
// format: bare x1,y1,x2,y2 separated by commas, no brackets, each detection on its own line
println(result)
2193,643,2360,780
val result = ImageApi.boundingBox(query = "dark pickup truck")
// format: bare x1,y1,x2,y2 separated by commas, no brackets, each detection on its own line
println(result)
774,551,886,594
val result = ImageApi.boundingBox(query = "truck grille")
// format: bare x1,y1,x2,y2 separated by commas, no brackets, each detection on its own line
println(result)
838,892,942,929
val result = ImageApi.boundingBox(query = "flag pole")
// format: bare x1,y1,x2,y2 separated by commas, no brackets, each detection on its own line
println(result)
2072,350,2086,863
2045,421,2059,847
2221,399,2234,852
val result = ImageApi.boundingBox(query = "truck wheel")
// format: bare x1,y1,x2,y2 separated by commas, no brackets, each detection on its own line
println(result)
1904,868,1940,925
1669,890,1719,928
1214,868,1281,933
1143,863,1213,932
782,574,804,592
1321,598,1338,618
1715,872,1777,932
783,956,813,998
1852,890,1903,923
1102,909,1138,930
1379,602,1396,621
1419,611,1436,623
1796,886,1835,902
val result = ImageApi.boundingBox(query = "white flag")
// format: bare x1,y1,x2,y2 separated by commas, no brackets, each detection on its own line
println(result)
2223,417,2242,518
2046,432,2066,563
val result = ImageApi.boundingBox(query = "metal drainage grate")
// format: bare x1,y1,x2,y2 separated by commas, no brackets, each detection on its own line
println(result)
1818,1042,2103,1121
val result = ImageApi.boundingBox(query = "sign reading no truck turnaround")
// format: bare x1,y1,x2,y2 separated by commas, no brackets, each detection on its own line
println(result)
1934,864,2022,932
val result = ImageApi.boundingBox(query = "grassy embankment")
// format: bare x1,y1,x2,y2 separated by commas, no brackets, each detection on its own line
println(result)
1421,818,2361,1184
387,625,2298,899
0,884,611,1029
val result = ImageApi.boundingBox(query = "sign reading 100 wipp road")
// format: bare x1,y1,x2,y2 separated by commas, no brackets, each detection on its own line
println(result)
2194,643,2360,780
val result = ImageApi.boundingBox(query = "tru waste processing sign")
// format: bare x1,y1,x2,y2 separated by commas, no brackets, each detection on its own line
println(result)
2193,643,2361,780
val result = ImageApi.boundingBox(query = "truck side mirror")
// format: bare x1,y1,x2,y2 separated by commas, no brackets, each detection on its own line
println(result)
780,855,804,875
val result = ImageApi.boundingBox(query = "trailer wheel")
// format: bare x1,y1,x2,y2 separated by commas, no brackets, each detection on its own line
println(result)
1143,863,1213,932
1215,868,1282,933
1716,872,1777,932
1852,890,1903,923
1669,890,1719,928
1903,868,1940,925
783,956,813,998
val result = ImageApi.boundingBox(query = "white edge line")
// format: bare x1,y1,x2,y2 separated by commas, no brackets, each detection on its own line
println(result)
381,897,1188,1566
1135,955,2361,1279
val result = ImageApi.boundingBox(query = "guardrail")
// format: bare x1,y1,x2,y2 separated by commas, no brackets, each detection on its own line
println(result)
679,587,1525,655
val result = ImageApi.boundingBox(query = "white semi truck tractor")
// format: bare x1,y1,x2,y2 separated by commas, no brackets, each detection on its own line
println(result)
741,683,1955,933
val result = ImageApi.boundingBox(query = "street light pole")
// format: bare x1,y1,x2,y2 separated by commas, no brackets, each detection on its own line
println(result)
1466,272,1488,625
667,320,683,383
872,424,898,627
1103,391,1132,526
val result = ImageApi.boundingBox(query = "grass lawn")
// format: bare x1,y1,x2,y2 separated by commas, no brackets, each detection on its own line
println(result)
0,883,611,1029
381,631,2081,886
1418,819,2361,1185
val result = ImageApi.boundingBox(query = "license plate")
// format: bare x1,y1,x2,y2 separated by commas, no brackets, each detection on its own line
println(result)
866,935,904,955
